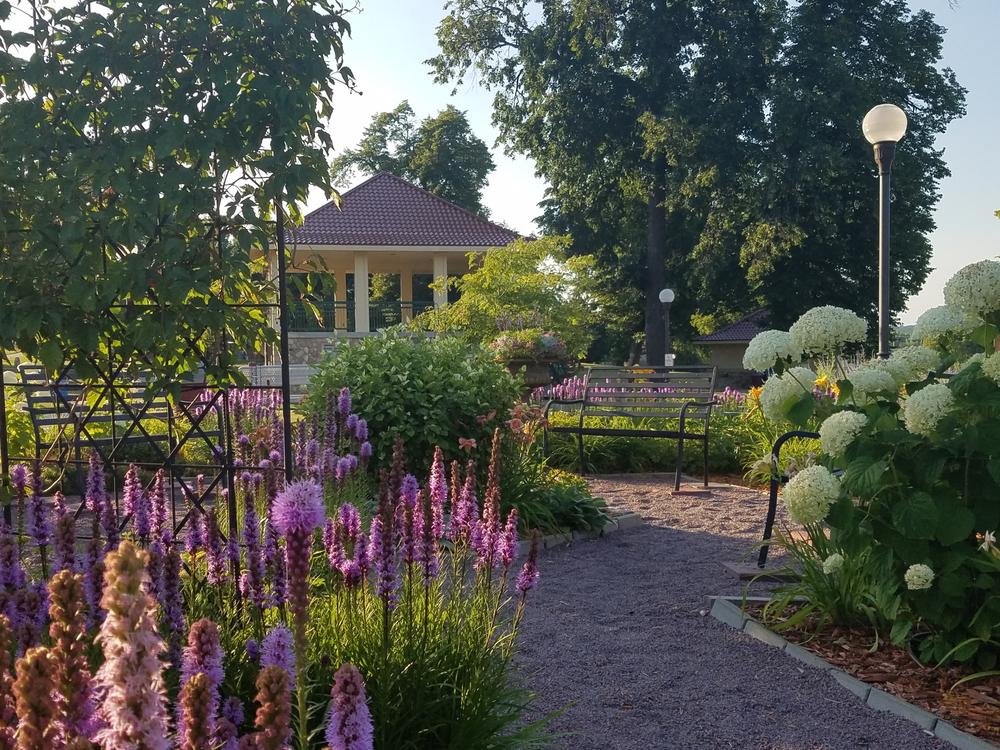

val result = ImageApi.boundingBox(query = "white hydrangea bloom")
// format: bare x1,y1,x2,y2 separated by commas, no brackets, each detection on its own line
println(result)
822,553,845,574
743,330,799,372
961,353,985,371
789,306,867,357
819,410,868,456
870,357,912,386
903,383,954,436
887,346,940,383
913,305,974,341
982,352,1000,385
904,563,935,591
943,259,1000,317
845,367,897,403
782,465,840,526
759,367,816,422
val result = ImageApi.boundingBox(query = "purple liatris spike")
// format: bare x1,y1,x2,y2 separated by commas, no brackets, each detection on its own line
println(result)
53,513,77,573
399,476,420,564
242,491,266,609
449,465,479,544
123,463,142,525
428,447,446,540
53,489,66,519
418,489,438,587
271,540,287,609
146,538,164,603
101,492,119,553
325,663,374,750
262,519,278,564
246,638,260,662
324,517,344,570
0,529,26,589
83,519,105,628
226,527,240,567
345,413,358,442
9,464,27,493
295,420,308,474
368,515,398,607
359,441,372,465
499,509,518,569
85,452,105,513
261,624,296,689
324,394,338,450
306,439,321,480
178,618,224,740
26,472,52,550
223,696,244,726
151,469,169,540
272,480,324,658
355,419,368,443
516,531,540,595
355,532,369,581
338,387,351,416
186,506,204,560
204,510,227,585
163,544,186,666
339,503,361,542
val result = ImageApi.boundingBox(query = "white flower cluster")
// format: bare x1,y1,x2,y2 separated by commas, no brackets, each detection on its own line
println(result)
759,367,816,422
818,410,868,456
982,352,1000,385
943,259,1000,317
903,383,954,436
1,371,17,385
885,346,939,384
913,305,974,341
743,330,799,372
789,306,867,357
904,563,935,591
782,465,840,526
845,367,897,404
869,357,911,386
822,553,845,575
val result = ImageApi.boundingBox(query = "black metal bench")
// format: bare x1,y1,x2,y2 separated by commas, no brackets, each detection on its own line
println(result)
542,365,718,490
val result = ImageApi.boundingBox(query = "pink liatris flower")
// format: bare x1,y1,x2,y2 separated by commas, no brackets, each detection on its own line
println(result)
248,664,292,750
151,469,170,542
94,540,172,750
261,625,296,689
179,672,213,750
178,619,224,746
271,480,324,665
418,489,438,588
499,509,519,570
203,510,227,585
85,452,105,513
516,530,541,596
122,464,146,538
428,446,447,540
12,645,61,749
325,663,374,750
324,517,344,570
48,571,99,743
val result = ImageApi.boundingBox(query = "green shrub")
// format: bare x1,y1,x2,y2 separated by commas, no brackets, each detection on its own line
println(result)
304,329,520,474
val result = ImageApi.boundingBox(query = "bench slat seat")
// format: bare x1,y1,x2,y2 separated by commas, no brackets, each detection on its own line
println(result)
542,365,718,490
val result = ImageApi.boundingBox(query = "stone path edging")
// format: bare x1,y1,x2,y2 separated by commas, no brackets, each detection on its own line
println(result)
515,508,644,557
706,596,998,750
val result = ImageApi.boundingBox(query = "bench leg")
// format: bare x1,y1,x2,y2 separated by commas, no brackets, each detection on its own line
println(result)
674,435,684,492
703,435,710,488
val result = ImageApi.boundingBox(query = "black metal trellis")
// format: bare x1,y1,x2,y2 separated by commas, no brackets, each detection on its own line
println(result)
0,203,297,547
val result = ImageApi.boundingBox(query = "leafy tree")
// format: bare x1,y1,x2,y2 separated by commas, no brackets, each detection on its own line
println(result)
332,101,495,216
430,0,965,355
0,0,354,390
419,235,596,359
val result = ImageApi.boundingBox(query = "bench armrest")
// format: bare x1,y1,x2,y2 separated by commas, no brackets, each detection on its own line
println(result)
678,398,718,429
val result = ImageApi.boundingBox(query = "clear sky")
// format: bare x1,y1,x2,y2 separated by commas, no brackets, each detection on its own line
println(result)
313,1,999,324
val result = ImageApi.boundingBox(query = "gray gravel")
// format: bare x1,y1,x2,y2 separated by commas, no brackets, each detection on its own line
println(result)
515,475,953,750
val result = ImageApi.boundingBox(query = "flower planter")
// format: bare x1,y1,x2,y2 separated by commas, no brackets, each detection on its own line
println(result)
503,358,556,388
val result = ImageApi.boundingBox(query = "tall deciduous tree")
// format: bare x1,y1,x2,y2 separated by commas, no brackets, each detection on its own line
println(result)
430,0,965,356
0,0,354,388
332,101,496,216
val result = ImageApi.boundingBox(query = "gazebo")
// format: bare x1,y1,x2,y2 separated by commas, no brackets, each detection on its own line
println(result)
693,309,768,375
268,172,520,363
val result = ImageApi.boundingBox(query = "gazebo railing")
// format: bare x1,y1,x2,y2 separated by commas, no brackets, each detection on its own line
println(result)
288,300,435,333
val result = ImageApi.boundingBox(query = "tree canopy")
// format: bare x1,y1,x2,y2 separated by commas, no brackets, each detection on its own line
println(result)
430,0,966,357
0,0,354,389
331,101,496,216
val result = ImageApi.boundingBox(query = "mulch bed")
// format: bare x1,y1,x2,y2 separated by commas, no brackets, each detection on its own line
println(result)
744,602,1000,745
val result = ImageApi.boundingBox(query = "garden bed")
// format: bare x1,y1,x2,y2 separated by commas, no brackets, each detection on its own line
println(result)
744,601,1000,746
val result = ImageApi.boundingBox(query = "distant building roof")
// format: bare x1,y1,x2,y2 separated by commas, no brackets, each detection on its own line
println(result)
284,172,521,247
694,309,769,343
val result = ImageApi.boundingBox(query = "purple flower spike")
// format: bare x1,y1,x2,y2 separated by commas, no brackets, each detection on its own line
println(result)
9,464,27,492
204,510,227,584
359,441,372,464
223,696,244,727
324,517,344,570
325,663,374,750
272,480,325,537
186,506,204,559
355,419,368,443
369,515,399,608
516,533,540,595
346,413,359,441
339,503,362,542
338,387,351,416
261,624,297,689
428,447,447,540
26,474,52,550
178,618,224,740
499,509,518,569
324,395,338,451
246,638,260,662
85,452,105,513
151,469,169,540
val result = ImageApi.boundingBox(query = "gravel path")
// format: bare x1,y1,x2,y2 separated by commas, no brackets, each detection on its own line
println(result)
515,475,953,750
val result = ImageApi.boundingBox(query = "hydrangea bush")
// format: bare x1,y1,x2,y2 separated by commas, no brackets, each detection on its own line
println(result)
746,265,1000,667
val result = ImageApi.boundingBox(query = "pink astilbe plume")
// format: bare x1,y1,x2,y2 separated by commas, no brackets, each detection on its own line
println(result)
48,571,98,744
324,663,374,750
13,646,60,750
94,540,171,750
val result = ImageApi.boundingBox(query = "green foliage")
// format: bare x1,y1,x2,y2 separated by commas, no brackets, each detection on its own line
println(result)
305,329,520,473
2,383,34,460
430,0,966,354
0,0,354,391
331,101,496,216
418,235,596,360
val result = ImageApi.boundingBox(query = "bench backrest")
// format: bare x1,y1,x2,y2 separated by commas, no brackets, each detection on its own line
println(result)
580,365,717,421
19,365,172,436
240,364,316,388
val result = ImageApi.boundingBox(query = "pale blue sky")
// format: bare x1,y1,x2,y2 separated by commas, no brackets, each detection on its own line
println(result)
314,0,1000,325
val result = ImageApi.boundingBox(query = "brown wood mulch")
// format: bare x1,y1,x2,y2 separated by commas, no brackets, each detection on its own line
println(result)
744,602,1000,745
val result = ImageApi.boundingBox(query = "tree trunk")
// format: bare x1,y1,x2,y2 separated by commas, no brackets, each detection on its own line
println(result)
644,154,667,367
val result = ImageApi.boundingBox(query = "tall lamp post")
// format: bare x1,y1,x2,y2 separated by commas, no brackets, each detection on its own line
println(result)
863,103,908,359
659,288,675,367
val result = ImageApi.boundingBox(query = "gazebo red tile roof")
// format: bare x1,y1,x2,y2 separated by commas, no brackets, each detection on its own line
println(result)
285,172,521,247
694,309,769,343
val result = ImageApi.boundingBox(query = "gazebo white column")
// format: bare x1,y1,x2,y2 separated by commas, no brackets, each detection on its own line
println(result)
399,266,413,322
353,252,370,333
333,268,348,330
433,254,448,310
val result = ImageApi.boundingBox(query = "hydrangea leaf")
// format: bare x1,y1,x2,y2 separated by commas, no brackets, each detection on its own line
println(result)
971,323,1000,350
784,391,815,427
891,492,938,540
842,456,885,498
934,501,975,546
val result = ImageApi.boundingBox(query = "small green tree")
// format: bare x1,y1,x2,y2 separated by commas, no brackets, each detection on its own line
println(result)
418,236,596,360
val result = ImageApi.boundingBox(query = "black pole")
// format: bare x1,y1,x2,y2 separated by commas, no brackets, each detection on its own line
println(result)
663,301,671,364
874,141,896,360
275,197,294,481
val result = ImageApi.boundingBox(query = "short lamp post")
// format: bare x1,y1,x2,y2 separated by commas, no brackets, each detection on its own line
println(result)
659,288,675,366
863,103,908,359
